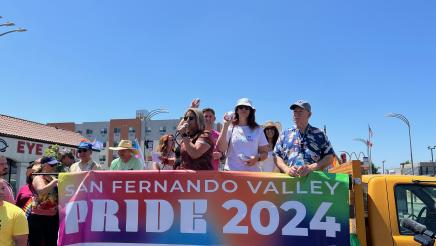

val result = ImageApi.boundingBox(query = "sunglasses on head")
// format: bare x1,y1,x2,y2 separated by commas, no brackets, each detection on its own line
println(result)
78,149,89,153
184,116,195,121
237,105,251,110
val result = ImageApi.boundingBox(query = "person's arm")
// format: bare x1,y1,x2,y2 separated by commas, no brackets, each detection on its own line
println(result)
308,154,334,171
273,130,299,177
216,120,232,153
189,98,200,108
245,145,269,166
182,136,211,159
13,235,28,246
212,151,223,160
295,154,334,177
275,156,299,176
299,132,335,176
13,205,29,246
32,176,57,196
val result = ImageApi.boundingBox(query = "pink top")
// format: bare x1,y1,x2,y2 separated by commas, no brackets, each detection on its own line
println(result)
15,184,33,209
210,129,220,170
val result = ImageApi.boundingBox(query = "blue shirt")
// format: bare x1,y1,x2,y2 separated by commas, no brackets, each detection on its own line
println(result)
273,124,335,166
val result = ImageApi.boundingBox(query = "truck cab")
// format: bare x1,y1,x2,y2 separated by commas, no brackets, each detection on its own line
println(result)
363,175,436,245
330,161,436,246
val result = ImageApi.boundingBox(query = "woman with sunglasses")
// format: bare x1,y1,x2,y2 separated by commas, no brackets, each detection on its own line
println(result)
176,108,213,170
152,134,176,170
217,98,269,171
28,156,60,246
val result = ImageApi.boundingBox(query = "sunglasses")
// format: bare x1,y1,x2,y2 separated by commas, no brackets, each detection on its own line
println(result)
237,105,251,110
184,116,195,121
78,149,89,153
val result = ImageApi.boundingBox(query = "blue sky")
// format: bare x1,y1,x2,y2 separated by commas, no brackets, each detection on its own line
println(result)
1,1,435,170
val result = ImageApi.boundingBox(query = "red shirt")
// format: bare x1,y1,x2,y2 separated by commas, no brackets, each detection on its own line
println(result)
15,184,33,210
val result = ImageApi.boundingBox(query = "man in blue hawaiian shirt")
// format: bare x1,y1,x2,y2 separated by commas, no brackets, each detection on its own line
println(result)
274,100,335,177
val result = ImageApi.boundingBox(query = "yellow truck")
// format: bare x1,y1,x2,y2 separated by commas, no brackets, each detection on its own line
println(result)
329,161,436,246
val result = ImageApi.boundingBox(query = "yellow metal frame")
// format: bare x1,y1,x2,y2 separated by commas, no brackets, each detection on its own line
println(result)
329,160,367,246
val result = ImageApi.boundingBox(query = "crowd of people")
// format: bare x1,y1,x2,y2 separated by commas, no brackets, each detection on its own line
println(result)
0,98,335,245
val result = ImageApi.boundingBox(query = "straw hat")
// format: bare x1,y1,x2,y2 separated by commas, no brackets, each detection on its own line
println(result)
263,121,281,132
109,140,135,151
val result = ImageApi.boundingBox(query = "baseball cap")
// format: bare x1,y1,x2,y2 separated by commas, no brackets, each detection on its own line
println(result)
290,100,311,112
78,142,93,150
40,156,59,166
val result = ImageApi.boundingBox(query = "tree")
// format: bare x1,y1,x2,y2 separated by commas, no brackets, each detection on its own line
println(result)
371,164,380,174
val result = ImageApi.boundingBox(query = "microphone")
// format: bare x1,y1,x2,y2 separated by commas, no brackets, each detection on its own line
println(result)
401,218,428,235
177,122,189,134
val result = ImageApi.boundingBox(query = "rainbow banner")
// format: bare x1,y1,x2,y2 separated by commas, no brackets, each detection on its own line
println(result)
58,171,350,246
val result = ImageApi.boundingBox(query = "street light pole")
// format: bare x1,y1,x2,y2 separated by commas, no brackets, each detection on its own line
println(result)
0,21,15,27
382,160,386,174
354,138,372,174
428,146,436,163
0,28,27,37
1,16,26,37
139,108,169,151
386,113,414,175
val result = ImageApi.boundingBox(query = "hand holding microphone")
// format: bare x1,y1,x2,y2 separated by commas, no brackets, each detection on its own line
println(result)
177,121,190,137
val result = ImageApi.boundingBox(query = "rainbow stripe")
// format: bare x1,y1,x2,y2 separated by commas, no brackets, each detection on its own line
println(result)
58,171,350,246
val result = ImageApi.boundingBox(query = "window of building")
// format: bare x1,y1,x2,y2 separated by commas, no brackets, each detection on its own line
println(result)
145,127,152,133
395,184,436,235
113,141,119,147
86,129,93,135
114,128,121,134
101,128,107,134
128,127,136,133
76,130,82,135
99,155,106,162
103,142,107,148
159,126,166,133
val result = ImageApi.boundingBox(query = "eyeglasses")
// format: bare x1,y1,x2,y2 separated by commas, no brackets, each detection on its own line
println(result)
184,116,195,121
78,149,89,153
237,105,251,110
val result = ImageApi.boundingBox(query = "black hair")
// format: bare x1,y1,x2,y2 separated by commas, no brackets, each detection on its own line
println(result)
264,126,280,146
202,108,215,116
234,107,259,130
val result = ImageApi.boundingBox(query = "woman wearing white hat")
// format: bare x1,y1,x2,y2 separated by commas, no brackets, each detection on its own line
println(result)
216,98,269,172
